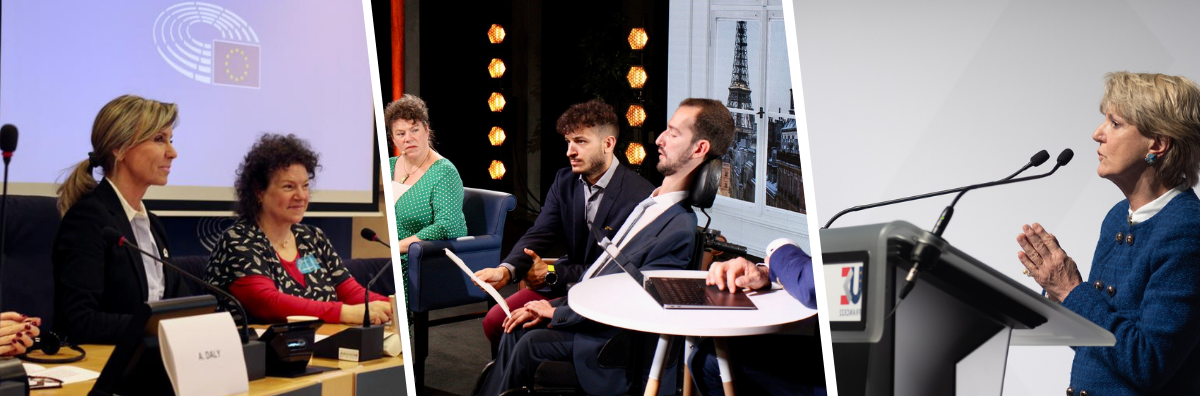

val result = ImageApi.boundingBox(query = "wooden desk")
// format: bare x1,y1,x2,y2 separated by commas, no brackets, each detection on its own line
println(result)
32,324,404,396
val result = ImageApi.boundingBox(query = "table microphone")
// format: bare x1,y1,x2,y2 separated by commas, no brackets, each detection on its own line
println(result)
310,229,388,362
358,228,393,327
0,124,16,309
101,227,267,380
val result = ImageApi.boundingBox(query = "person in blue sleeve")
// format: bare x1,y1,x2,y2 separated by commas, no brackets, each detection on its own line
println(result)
696,238,826,396
1015,71,1200,395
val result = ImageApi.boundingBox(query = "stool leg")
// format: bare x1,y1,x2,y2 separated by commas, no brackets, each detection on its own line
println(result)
714,338,734,396
644,334,671,396
683,336,697,396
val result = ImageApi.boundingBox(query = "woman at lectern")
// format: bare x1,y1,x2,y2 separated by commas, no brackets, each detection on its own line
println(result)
384,95,468,313
52,95,193,344
205,134,391,325
1016,72,1200,395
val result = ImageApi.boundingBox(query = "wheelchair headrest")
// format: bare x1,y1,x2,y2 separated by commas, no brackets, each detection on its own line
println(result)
688,158,723,209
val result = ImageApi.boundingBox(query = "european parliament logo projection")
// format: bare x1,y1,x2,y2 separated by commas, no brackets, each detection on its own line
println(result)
153,2,260,88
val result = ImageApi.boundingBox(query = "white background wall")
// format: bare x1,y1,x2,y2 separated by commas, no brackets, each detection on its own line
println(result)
791,0,1200,393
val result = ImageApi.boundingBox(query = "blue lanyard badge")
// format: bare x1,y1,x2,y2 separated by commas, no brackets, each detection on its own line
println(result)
296,255,320,274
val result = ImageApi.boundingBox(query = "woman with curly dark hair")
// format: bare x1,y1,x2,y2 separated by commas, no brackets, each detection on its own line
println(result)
205,134,391,325
384,94,467,311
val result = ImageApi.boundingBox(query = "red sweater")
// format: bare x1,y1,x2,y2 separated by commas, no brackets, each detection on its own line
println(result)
229,255,389,324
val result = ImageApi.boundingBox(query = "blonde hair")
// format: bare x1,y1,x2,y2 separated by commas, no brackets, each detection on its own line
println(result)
1100,71,1200,188
57,95,178,215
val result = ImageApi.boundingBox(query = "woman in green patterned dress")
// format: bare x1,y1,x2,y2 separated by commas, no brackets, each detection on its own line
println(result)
385,94,468,312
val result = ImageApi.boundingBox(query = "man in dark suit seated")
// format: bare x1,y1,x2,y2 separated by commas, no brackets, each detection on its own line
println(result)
473,98,736,396
474,100,655,345
695,239,826,396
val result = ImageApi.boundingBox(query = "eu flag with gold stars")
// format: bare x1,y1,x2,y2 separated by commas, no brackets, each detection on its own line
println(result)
213,40,260,88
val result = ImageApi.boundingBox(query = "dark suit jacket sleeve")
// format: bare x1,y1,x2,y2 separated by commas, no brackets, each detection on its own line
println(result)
52,200,131,344
502,170,569,280
769,245,817,309
550,208,696,329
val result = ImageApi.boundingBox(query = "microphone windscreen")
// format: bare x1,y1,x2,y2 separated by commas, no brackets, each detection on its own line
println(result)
360,228,377,242
1030,150,1049,166
0,124,17,152
1057,149,1074,166
101,227,124,247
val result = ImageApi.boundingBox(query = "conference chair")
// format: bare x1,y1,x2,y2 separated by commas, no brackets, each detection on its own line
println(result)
497,159,724,396
407,187,516,392
0,195,61,331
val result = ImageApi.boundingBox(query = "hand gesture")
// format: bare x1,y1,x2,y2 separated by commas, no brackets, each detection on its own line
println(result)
707,257,769,292
524,249,549,289
474,267,511,290
1016,222,1083,302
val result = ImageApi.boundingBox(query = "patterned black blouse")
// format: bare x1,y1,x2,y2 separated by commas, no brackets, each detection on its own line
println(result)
205,219,352,322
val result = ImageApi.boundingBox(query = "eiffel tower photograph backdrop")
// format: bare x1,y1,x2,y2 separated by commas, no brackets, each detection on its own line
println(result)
711,19,804,213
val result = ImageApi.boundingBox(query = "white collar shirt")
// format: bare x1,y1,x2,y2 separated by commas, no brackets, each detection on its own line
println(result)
111,180,166,302
1127,184,1186,225
581,188,688,280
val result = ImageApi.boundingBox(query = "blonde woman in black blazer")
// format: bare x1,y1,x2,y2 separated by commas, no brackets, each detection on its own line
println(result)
52,95,192,344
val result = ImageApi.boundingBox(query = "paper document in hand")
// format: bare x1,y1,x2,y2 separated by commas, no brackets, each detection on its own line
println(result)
445,248,511,317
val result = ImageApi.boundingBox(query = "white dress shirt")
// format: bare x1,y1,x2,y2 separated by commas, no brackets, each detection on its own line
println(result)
1127,184,1186,225
581,188,688,280
111,182,166,302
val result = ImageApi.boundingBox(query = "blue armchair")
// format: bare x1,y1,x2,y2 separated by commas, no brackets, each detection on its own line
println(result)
405,187,515,391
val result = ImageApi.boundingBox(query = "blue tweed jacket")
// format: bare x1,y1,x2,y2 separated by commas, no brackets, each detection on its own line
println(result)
1062,188,1200,395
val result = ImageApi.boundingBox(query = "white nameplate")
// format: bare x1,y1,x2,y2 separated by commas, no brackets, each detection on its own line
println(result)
338,347,360,361
158,312,249,396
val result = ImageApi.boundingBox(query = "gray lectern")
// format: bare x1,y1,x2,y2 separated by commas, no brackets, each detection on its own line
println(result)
822,221,1114,396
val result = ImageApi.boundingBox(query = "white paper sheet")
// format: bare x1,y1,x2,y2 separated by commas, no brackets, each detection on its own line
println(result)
445,248,511,317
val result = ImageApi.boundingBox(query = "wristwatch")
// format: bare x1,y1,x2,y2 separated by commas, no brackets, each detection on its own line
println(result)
545,264,559,287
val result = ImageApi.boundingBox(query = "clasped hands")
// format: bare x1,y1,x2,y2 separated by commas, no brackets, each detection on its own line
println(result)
1,311,41,356
340,301,393,326
502,300,556,334
706,256,770,292
1016,222,1083,303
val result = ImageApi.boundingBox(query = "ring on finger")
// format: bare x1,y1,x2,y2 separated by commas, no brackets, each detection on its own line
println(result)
1022,268,1033,277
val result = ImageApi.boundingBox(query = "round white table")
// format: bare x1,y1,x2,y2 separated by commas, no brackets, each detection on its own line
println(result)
568,270,819,396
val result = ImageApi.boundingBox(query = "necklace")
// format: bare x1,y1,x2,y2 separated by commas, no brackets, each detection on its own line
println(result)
399,148,432,184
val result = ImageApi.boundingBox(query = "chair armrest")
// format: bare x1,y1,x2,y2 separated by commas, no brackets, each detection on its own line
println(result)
406,235,504,312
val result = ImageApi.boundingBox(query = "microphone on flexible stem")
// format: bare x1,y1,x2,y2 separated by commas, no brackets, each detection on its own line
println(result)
358,228,392,327
309,228,389,362
930,150,1050,237
0,124,18,309
101,227,267,380
891,149,1074,316
824,149,1068,229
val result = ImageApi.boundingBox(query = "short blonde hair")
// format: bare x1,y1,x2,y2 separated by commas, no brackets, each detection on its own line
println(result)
57,95,178,214
1100,71,1200,188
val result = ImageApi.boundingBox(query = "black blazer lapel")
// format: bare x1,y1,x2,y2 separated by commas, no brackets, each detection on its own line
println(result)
96,179,149,301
